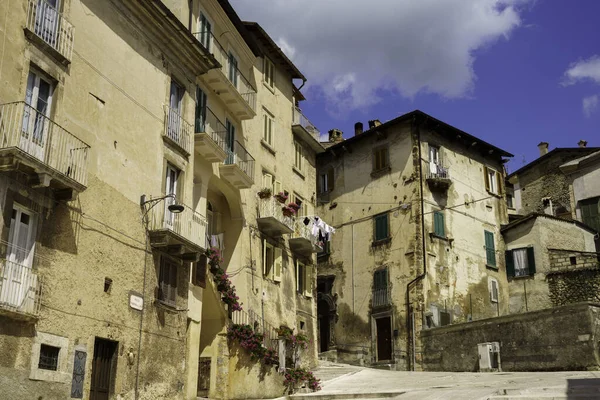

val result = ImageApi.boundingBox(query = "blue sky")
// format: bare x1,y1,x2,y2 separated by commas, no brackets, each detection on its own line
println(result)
232,0,600,173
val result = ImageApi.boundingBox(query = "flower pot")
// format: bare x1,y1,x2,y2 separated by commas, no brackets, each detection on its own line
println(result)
258,192,271,199
210,265,219,274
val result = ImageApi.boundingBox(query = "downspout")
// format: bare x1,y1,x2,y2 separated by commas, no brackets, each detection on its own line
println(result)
405,114,427,371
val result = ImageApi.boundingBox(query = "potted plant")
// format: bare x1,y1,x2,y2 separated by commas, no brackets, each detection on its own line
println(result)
257,187,272,199
206,247,223,272
288,202,300,212
282,205,297,217
274,191,288,203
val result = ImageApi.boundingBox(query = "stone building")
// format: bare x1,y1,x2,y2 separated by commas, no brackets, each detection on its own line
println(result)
0,0,322,399
315,111,512,370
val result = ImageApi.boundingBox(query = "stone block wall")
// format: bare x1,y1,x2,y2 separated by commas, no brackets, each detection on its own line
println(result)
549,249,600,272
421,302,600,372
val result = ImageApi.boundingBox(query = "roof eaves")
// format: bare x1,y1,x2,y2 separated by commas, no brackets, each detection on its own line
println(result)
216,0,261,56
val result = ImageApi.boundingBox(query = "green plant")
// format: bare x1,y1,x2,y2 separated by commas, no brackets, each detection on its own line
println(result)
213,267,242,311
257,187,272,199
284,367,321,392
227,324,279,366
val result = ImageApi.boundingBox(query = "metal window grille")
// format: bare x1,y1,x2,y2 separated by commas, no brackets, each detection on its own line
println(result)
39,344,60,371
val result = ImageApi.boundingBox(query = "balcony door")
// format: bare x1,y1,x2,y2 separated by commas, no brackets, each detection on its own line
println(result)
228,52,238,88
23,71,53,162
0,205,37,311
225,119,235,165
198,13,211,52
429,145,440,174
168,81,184,142
195,87,207,133
164,164,179,228
35,0,60,47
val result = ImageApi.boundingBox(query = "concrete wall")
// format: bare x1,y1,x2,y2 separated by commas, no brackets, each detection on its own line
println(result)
421,302,600,372
503,216,597,314
316,119,508,369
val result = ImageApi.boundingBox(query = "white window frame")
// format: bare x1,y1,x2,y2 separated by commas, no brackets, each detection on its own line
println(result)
489,277,499,303
319,173,329,193
512,248,530,277
263,240,281,281
295,260,314,297
197,12,213,52
487,168,498,195
293,193,308,217
264,57,275,88
263,109,274,147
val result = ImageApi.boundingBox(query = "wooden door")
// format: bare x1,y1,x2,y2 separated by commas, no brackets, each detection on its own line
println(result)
89,338,117,400
376,316,392,361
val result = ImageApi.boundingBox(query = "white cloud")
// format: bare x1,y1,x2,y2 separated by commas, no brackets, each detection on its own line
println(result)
231,0,528,114
583,95,599,118
563,56,600,86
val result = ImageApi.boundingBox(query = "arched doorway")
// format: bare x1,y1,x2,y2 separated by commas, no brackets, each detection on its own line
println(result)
318,298,331,352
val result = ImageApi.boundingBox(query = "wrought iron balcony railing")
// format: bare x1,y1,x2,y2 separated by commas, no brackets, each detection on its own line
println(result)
258,196,295,234
164,105,193,155
224,140,255,182
193,31,257,111
372,287,391,308
0,102,90,188
196,106,228,153
0,260,41,317
293,107,320,142
26,0,74,61
427,163,450,180
146,197,207,250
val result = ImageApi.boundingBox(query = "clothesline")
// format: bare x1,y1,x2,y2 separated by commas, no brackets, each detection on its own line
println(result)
303,216,335,242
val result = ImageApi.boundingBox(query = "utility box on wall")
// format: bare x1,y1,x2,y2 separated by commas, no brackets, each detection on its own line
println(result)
478,342,501,372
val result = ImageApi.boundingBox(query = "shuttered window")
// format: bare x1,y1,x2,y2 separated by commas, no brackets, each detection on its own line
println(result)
373,147,389,172
580,197,600,233
433,211,445,237
264,57,275,88
192,255,208,288
484,230,496,267
484,167,502,195
374,213,389,242
489,278,499,303
373,268,388,291
505,247,536,277
159,257,178,306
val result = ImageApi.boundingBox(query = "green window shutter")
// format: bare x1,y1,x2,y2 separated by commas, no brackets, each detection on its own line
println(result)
374,268,388,290
485,231,496,267
505,250,515,277
434,212,445,237
374,214,389,241
526,247,536,275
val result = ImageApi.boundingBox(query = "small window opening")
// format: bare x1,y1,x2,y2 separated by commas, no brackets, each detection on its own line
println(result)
300,321,305,330
104,278,113,293
570,256,577,266
39,344,60,371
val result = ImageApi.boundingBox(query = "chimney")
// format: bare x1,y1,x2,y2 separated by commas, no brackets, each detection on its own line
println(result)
328,129,344,144
537,142,549,157
368,119,382,129
578,140,588,148
354,122,363,136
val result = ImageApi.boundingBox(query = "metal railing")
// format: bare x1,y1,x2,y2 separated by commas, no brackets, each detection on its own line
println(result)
26,0,74,61
427,162,450,180
193,31,257,111
372,287,391,308
0,102,90,187
259,196,295,232
164,106,193,155
224,140,254,182
293,106,320,142
0,260,41,316
230,308,280,351
146,197,207,249
291,220,322,250
196,107,228,154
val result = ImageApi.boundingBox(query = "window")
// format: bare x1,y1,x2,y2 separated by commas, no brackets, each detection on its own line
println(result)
373,147,389,172
505,247,536,277
195,86,207,133
225,119,235,164
263,241,282,282
228,52,238,88
23,70,54,152
429,145,440,165
489,278,499,303
164,164,180,226
317,240,331,258
580,197,600,233
198,13,212,51
296,260,314,297
168,80,184,141
263,111,274,147
262,172,281,195
38,344,60,371
192,255,207,288
484,231,496,267
373,268,388,291
293,193,308,217
264,57,274,88
319,168,334,193
433,211,445,237
33,0,61,47
158,257,178,306
294,141,304,172
373,213,389,242
506,194,514,209
7,204,37,268
484,167,502,195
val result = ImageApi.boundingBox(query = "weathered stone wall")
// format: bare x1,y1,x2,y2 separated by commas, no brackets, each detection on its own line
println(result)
549,249,600,271
548,271,600,306
421,302,600,372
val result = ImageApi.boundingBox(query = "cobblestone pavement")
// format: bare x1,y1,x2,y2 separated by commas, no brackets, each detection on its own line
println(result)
289,362,600,400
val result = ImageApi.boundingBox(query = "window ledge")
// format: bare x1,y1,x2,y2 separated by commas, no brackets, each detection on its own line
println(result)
429,233,454,244
154,299,180,311
372,237,392,247
263,81,275,94
261,140,276,155
509,274,535,281
293,166,305,179
485,264,499,271
486,190,503,199
371,166,391,178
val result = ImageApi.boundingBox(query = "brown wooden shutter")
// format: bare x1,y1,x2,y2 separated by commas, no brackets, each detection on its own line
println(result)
327,168,334,191
484,167,490,192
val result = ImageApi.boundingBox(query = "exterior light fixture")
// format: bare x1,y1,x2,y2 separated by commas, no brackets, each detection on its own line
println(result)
140,194,185,214
167,203,184,213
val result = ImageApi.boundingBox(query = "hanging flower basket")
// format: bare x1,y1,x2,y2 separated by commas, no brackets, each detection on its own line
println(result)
274,192,288,203
257,188,272,199
282,205,297,218
288,202,300,211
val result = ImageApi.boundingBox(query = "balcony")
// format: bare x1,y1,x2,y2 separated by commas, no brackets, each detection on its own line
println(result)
146,198,207,260
426,163,452,192
164,106,193,156
289,220,323,256
219,140,254,189
0,260,41,320
256,197,294,236
292,107,324,153
24,0,74,64
195,107,228,163
0,102,90,198
194,31,256,120
372,287,391,308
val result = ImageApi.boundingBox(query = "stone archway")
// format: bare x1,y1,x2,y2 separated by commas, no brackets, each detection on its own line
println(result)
317,288,337,353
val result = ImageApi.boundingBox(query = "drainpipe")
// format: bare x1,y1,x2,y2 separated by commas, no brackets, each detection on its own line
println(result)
406,114,427,371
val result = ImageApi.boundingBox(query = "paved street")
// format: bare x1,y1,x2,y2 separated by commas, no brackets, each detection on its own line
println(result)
289,362,600,400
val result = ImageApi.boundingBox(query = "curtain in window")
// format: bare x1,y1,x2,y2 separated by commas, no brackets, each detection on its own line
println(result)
513,248,528,276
